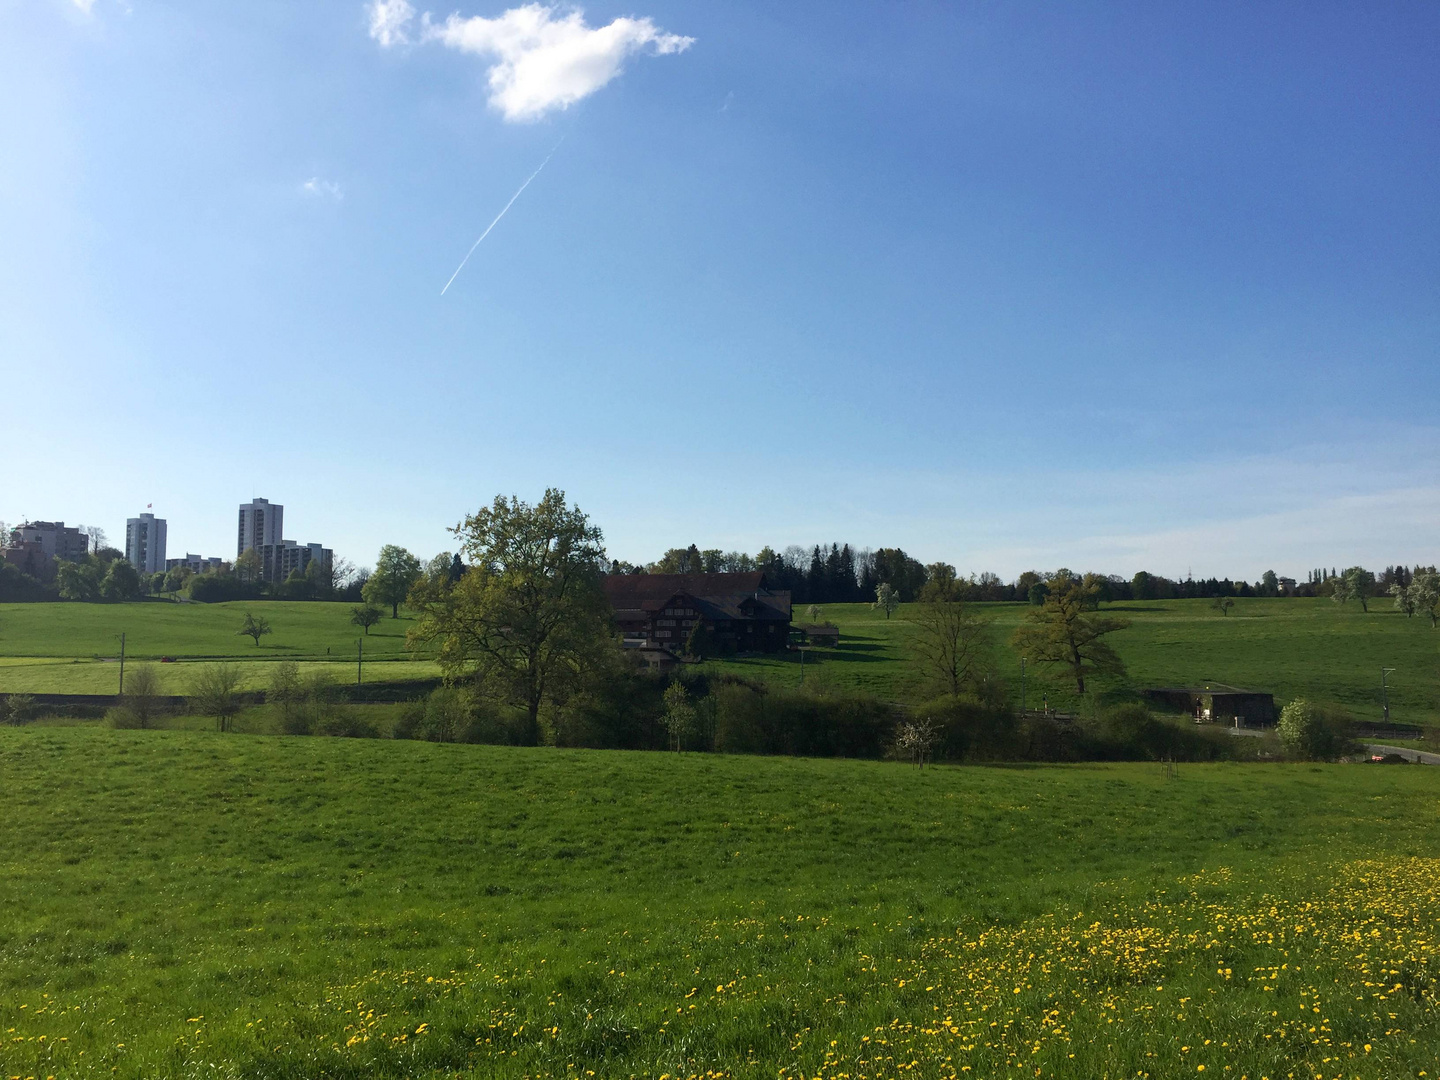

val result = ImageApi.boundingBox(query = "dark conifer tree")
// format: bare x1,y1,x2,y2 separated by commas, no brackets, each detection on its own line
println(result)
807,546,825,602
838,544,857,601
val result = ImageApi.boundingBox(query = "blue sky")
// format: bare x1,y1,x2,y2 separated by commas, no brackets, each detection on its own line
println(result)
2,0,1437,579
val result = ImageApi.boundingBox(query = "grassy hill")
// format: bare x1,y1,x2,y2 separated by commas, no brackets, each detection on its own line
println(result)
2,596,1437,725
712,596,1440,724
0,600,438,694
0,729,1436,1078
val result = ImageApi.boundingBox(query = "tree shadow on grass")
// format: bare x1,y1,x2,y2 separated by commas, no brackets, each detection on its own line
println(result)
971,762,1052,770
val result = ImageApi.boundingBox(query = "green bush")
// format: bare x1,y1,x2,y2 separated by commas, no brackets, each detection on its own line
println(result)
393,699,424,740
1083,703,1234,762
548,669,667,749
394,687,526,745
1277,699,1357,761
315,711,380,738
107,705,145,729
0,693,37,726
912,696,1018,761
713,682,894,758
187,573,262,603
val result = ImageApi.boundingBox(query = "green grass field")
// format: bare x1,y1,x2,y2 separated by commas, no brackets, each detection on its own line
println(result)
3,597,1438,728
0,600,438,694
0,656,442,695
1,730,1436,1079
0,599,416,659
709,597,1440,724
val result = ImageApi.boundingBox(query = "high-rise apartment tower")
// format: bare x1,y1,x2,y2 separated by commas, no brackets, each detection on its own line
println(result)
237,498,283,558
125,512,168,575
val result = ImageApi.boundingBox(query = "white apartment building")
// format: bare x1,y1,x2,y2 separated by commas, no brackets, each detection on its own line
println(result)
165,554,229,576
125,512,167,575
237,498,283,558
260,540,334,582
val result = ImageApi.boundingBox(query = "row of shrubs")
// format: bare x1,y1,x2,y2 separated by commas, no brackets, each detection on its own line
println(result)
389,677,1271,763
2,676,1378,764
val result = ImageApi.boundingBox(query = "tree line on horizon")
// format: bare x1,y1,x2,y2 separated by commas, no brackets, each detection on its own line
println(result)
605,541,1437,610
3,520,1435,624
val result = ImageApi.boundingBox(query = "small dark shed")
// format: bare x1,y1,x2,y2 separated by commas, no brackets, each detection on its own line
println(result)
1144,683,1275,727
802,624,840,646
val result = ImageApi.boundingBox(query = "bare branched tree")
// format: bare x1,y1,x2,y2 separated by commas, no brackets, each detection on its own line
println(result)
910,595,994,698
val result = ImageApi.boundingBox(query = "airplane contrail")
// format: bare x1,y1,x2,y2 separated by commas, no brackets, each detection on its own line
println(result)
440,140,564,296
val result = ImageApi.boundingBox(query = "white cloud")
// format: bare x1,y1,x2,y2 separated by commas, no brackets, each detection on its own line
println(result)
301,177,344,200
368,0,416,47
367,2,693,122
67,0,136,18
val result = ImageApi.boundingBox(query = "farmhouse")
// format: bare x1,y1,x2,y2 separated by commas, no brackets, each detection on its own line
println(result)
602,572,792,654
1144,684,1276,727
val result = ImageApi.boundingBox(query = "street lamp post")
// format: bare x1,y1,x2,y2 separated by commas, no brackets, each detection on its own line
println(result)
1381,667,1396,725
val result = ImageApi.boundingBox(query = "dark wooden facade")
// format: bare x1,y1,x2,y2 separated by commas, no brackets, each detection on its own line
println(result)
602,572,792,654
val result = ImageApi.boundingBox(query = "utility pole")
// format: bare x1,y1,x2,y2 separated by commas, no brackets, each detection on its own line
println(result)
798,645,805,686
1020,657,1027,714
1381,667,1395,725
118,632,126,696
357,637,363,691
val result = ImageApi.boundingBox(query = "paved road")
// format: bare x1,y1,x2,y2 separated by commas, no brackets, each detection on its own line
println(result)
1364,744,1440,765
1222,726,1439,764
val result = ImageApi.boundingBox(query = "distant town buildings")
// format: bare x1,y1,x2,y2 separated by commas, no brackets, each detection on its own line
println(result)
125,512,167,575
8,521,90,562
165,553,230,576
237,498,330,582
259,540,333,583
2,521,90,583
2,500,329,586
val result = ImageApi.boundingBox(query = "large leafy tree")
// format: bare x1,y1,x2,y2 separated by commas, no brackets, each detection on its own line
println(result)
872,547,929,602
1330,567,1376,610
1011,573,1130,694
233,548,263,584
873,582,901,619
1412,572,1440,628
363,545,423,618
409,489,614,746
100,559,140,601
56,559,101,601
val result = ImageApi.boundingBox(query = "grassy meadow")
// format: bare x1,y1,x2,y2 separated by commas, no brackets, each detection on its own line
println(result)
713,597,1440,725
2,596,1437,727
0,600,437,695
1,729,1437,1079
